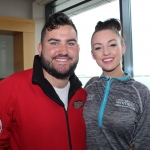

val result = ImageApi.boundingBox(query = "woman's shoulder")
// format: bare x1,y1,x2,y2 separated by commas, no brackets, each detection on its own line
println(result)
84,76,101,89
131,80,150,99
132,80,149,91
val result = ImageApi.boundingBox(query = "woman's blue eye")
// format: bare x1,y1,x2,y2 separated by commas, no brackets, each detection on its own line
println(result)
110,44,116,47
95,47,101,50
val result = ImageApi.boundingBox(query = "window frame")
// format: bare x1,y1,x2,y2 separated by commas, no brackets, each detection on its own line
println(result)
45,0,133,77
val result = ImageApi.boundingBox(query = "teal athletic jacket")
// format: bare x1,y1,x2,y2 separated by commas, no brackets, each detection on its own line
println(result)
83,73,150,150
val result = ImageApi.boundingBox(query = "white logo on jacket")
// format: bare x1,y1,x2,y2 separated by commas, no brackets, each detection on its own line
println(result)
0,119,2,134
87,94,95,99
115,99,136,111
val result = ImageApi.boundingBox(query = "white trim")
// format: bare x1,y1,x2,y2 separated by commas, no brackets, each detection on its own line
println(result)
54,0,116,16
55,0,86,12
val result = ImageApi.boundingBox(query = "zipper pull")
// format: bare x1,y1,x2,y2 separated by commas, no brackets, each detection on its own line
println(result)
107,77,111,81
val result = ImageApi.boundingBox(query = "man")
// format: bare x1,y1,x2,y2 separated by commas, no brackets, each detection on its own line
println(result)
0,12,87,150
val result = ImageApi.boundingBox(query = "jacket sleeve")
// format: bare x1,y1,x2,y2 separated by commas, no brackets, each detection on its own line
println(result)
0,79,17,149
134,86,150,149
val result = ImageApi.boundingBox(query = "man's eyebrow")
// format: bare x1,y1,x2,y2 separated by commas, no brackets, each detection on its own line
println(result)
47,38,77,42
67,39,77,42
48,38,60,42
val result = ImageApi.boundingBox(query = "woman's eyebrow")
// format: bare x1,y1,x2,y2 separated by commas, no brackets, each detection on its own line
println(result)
108,39,117,43
93,39,117,46
93,43,101,46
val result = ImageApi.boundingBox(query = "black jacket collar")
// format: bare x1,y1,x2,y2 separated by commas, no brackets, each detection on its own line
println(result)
32,55,82,105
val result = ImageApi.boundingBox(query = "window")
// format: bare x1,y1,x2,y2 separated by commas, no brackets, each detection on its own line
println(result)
70,0,120,86
0,35,14,78
131,0,150,89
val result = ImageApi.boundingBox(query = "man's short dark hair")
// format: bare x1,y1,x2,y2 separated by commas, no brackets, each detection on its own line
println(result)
41,12,77,44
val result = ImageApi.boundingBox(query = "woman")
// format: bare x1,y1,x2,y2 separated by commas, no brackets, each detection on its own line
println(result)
83,18,150,150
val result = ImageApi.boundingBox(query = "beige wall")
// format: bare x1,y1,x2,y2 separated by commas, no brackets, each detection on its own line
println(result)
32,3,45,54
0,16,35,73
0,0,45,53
0,0,45,78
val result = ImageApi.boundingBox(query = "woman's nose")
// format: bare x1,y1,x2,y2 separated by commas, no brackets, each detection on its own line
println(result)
103,47,110,55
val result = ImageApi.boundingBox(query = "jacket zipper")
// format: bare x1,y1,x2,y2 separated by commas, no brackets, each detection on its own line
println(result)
98,77,111,127
65,109,72,150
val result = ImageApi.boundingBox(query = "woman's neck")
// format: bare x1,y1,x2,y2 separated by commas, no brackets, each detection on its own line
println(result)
103,64,125,78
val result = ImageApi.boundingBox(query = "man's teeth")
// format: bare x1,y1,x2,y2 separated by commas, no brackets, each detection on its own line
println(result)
56,58,68,61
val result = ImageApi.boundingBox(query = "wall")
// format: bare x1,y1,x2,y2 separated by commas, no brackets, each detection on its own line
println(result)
0,0,45,54
0,0,33,19
32,3,45,54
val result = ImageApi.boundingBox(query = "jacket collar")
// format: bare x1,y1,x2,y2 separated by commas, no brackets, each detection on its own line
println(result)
32,55,82,104
101,72,131,81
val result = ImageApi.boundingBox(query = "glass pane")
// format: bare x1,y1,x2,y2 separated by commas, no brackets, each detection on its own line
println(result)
131,0,150,89
0,35,14,78
71,0,120,86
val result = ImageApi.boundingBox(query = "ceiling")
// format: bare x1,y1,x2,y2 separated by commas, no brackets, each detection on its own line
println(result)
32,0,85,6
33,0,56,5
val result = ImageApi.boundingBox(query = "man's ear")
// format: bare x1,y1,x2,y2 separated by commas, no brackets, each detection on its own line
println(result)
38,43,42,56
78,44,80,52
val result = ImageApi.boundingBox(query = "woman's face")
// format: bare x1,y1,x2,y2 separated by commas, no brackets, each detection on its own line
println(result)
91,29,126,76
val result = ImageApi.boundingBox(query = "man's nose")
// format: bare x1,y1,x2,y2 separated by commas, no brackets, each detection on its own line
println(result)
58,44,68,54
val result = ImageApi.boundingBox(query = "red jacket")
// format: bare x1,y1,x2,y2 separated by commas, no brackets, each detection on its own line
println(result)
0,56,87,150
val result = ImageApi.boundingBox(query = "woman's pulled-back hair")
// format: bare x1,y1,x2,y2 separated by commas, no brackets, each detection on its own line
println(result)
92,18,125,44
41,12,77,43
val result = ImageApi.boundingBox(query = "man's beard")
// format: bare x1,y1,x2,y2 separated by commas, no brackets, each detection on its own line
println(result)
40,53,78,80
